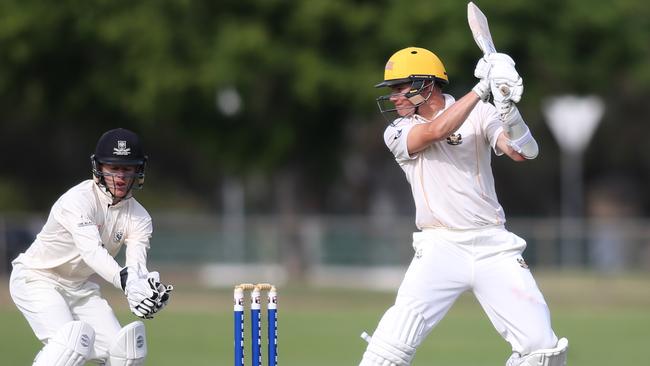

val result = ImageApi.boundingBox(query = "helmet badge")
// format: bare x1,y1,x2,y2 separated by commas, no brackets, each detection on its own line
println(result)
113,141,131,156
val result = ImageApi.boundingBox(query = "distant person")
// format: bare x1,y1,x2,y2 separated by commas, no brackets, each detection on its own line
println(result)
10,128,172,366
358,47,568,366
587,177,641,272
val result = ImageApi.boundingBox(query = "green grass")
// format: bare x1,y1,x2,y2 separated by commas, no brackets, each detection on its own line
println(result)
2,271,649,365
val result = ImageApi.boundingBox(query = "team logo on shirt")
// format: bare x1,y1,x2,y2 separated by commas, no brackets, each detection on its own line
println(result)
114,230,124,242
393,129,403,140
113,140,131,156
446,133,463,145
517,257,529,269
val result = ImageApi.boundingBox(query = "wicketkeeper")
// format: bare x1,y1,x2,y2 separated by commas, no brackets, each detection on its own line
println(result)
9,128,173,366
358,47,568,366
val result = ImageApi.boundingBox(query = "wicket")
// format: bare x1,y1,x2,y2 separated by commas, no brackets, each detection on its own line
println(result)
234,283,278,366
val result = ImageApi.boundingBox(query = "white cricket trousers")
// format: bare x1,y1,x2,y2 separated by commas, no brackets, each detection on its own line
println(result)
9,264,122,362
396,226,558,355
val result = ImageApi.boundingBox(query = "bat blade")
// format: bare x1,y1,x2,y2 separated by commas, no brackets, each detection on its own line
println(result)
468,2,510,96
467,2,496,55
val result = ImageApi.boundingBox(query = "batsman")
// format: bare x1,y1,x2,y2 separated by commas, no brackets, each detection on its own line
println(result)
9,128,173,365
358,5,568,366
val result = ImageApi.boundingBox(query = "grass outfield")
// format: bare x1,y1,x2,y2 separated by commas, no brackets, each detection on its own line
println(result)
1,271,649,365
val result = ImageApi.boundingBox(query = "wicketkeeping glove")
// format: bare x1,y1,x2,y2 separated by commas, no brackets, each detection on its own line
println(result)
125,276,161,319
145,271,174,313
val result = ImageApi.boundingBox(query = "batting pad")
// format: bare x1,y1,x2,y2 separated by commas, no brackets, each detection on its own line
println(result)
507,337,568,366
107,321,147,366
33,321,95,366
360,304,427,366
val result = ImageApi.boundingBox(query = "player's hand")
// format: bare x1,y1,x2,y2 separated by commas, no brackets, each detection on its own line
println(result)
494,100,514,116
116,265,145,292
125,276,160,319
474,56,491,80
145,271,173,313
472,79,491,102
486,53,523,105
155,283,174,313
473,57,492,101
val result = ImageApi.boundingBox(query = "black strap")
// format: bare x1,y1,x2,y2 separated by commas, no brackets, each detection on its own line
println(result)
120,267,129,290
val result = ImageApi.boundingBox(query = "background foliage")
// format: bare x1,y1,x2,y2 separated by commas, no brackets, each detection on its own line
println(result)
1,2,649,364
1,0,649,215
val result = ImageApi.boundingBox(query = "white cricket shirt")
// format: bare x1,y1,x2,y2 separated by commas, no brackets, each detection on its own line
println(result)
13,180,152,289
384,94,506,230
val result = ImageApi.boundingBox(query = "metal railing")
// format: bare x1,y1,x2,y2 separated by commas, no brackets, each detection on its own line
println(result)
2,214,649,276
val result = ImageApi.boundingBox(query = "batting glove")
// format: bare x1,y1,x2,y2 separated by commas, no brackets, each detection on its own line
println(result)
486,53,523,104
494,100,514,116
473,57,492,101
472,79,491,102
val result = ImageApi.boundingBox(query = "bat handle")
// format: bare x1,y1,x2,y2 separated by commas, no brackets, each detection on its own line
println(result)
484,51,511,97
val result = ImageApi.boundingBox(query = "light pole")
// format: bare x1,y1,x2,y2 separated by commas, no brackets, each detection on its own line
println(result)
543,95,604,267
216,87,246,261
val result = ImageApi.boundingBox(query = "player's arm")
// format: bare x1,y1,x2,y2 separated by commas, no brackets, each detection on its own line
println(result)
58,206,149,298
125,204,173,316
496,131,526,162
486,54,539,160
406,57,491,155
501,102,539,160
57,201,166,319
55,203,122,285
123,210,152,271
407,90,483,154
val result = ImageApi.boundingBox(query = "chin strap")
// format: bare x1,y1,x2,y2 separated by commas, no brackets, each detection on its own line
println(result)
94,176,135,205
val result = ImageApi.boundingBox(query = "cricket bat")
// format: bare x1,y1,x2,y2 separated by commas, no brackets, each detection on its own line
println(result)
467,2,509,96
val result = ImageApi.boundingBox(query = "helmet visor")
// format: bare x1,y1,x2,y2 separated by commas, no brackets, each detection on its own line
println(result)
376,79,433,117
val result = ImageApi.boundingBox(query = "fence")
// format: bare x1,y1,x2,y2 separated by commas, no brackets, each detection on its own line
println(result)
2,213,649,288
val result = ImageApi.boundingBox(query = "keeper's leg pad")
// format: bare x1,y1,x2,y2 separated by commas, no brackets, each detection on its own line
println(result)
506,337,568,366
33,321,95,366
106,321,147,366
359,304,427,366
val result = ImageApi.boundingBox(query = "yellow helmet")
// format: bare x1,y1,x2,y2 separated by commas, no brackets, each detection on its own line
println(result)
375,47,449,88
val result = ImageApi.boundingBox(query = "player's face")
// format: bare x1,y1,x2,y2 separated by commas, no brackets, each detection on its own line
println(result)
389,83,417,117
101,164,138,198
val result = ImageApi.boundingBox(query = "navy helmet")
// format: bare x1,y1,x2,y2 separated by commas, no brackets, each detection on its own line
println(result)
91,128,148,193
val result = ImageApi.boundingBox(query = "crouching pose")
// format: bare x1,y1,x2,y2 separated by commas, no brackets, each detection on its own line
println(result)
9,128,173,365
359,47,568,366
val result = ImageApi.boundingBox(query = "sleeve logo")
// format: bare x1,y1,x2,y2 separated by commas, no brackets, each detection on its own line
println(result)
77,215,95,227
